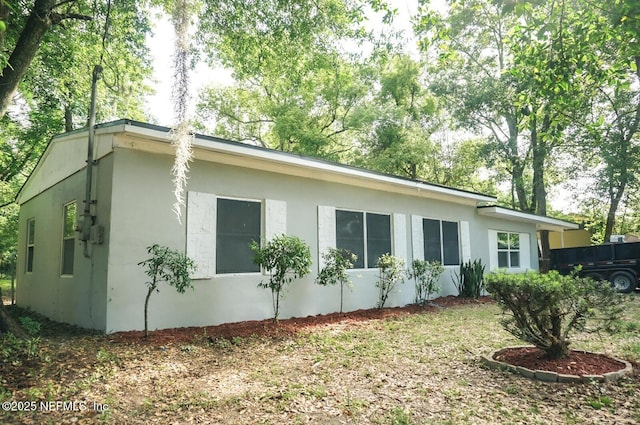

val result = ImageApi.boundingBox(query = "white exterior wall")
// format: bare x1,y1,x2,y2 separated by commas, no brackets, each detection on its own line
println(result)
104,147,539,333
16,154,113,331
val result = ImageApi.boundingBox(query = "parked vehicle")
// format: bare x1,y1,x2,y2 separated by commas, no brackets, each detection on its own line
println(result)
549,242,640,293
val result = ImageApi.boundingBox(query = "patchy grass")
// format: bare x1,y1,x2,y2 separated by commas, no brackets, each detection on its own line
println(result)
0,295,639,424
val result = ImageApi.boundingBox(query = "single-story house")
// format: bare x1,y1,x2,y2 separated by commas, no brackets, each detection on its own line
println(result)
16,119,578,333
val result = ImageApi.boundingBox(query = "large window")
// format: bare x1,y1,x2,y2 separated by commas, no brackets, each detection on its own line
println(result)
26,218,35,273
216,198,261,274
62,202,76,276
423,218,460,266
336,210,391,268
497,232,520,268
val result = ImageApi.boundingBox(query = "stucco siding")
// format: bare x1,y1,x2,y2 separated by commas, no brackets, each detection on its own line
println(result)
104,148,539,333
16,153,113,330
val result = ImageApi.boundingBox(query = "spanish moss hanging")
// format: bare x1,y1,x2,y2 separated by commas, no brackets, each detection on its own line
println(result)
170,0,193,223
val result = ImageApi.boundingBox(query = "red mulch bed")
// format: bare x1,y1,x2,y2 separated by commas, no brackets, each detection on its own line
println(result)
494,346,629,376
109,296,493,345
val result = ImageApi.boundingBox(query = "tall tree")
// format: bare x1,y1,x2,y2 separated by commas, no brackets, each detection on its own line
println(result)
194,0,392,159
416,0,530,208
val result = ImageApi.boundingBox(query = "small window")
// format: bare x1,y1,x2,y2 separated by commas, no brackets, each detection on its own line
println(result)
423,219,460,266
336,210,391,269
62,202,76,275
26,218,35,273
216,198,261,274
497,232,520,268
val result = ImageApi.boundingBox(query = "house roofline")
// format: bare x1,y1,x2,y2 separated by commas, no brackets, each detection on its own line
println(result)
18,118,497,206
105,119,497,205
476,205,579,232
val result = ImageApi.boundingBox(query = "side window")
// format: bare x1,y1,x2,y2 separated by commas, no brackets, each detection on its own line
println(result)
62,202,76,276
366,213,391,268
423,219,460,266
497,232,520,268
336,209,391,269
216,198,261,274
26,218,35,273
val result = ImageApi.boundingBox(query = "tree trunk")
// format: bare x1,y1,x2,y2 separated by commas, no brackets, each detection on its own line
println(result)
0,0,58,119
0,289,28,339
144,286,155,338
532,113,551,268
604,185,625,242
64,105,74,132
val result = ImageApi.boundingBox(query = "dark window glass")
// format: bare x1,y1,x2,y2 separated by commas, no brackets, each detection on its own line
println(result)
498,251,509,268
366,213,391,268
336,210,365,268
62,239,75,275
26,219,35,273
423,219,442,262
216,198,261,274
442,221,460,266
510,251,520,268
62,203,75,275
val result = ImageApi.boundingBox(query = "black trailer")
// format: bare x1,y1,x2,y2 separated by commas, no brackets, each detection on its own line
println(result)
549,242,640,293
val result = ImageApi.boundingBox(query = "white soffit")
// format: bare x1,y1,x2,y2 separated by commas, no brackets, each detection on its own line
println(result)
477,206,579,232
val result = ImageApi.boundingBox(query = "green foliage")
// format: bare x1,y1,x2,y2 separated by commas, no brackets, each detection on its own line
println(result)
1,333,39,363
316,248,357,313
18,316,41,336
374,254,405,309
453,259,485,299
251,234,312,321
408,259,444,305
485,270,625,359
138,244,197,337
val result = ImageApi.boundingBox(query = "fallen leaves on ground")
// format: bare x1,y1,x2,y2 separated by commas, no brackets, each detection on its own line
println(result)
1,295,639,424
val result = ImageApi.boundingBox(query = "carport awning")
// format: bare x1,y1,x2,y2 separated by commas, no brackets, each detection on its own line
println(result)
477,206,580,232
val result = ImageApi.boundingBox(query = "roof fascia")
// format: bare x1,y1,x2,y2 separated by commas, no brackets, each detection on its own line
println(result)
477,206,579,231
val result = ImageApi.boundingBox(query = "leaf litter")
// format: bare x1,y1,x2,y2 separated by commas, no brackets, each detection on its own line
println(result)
0,295,639,424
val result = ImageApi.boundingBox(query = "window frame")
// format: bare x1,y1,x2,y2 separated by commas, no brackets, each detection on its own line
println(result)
61,201,76,276
497,231,520,269
422,218,461,266
215,196,263,275
26,218,35,273
335,208,392,269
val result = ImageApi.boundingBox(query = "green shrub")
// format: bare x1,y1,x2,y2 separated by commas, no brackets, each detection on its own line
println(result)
138,244,197,337
454,259,485,298
408,259,444,305
251,234,312,321
485,270,624,359
316,248,357,313
375,254,405,309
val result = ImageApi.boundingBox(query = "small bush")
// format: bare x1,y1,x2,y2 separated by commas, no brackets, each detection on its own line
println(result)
408,259,444,305
138,244,197,338
251,234,312,321
316,248,357,313
485,270,624,359
454,259,485,298
375,254,405,309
